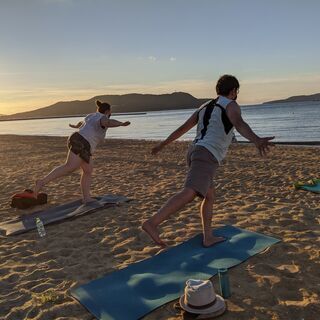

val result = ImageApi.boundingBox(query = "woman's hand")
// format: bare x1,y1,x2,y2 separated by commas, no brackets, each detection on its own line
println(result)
122,121,131,126
151,142,165,155
69,121,83,129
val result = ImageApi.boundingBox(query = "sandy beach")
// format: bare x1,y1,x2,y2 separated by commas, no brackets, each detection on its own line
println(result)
0,135,319,320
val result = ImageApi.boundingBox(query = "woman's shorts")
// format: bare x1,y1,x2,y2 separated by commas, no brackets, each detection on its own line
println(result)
184,144,219,198
67,132,92,163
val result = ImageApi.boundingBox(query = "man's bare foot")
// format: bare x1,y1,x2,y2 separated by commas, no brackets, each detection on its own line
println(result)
34,179,44,198
142,220,166,247
203,235,226,248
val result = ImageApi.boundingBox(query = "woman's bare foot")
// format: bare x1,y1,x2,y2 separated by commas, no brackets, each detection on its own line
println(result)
203,235,226,248
34,179,44,198
82,197,97,205
142,220,166,247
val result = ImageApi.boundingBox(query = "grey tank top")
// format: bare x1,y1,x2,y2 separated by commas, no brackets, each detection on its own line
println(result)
194,96,234,164
78,112,107,153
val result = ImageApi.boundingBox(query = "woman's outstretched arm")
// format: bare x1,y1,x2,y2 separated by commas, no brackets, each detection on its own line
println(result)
69,121,83,129
100,117,130,128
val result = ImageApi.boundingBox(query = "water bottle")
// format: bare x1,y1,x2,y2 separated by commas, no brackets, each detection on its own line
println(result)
35,217,46,237
218,268,231,298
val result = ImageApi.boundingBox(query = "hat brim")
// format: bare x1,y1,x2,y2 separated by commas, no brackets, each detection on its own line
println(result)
179,294,226,315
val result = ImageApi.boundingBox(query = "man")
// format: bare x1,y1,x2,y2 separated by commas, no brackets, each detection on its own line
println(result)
142,75,274,247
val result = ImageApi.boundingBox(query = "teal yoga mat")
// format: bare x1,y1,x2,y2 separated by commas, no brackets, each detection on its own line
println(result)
71,225,280,320
294,178,320,194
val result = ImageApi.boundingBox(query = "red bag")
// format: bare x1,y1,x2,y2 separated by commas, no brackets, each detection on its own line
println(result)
10,189,48,209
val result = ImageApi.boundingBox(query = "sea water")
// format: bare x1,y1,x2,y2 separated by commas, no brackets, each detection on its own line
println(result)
0,101,319,143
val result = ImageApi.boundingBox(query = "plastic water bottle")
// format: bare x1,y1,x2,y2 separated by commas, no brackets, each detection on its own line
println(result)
218,268,231,298
35,217,46,237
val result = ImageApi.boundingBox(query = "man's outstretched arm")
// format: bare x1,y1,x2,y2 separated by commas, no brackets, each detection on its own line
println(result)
151,110,198,155
226,101,274,156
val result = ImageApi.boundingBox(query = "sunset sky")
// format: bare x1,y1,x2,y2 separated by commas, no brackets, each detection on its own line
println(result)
1,0,320,114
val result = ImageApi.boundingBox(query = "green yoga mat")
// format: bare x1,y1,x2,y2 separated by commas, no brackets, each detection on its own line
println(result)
294,178,320,193
71,225,280,320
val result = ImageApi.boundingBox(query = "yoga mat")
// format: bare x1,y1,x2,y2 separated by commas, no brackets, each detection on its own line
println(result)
0,194,129,236
294,178,320,194
71,225,280,320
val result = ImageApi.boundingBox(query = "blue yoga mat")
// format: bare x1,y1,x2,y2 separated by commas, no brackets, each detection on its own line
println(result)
0,194,129,236
71,225,280,320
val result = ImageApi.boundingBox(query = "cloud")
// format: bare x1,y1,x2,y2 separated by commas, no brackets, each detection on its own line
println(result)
241,73,320,85
170,57,177,62
148,56,157,61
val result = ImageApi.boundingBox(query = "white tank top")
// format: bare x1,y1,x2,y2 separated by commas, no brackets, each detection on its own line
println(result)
194,96,234,163
78,112,108,152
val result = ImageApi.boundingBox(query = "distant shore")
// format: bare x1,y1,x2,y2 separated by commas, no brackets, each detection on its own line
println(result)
0,134,319,146
0,112,147,122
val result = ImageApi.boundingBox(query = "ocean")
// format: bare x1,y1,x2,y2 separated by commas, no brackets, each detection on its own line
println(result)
0,101,319,143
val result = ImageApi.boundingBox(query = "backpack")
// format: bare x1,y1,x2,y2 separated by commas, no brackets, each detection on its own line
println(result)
10,189,48,209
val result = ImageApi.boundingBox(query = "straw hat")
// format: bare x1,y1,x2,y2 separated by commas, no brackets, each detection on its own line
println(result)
179,279,226,316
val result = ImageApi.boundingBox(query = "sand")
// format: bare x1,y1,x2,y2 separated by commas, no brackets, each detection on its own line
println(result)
0,135,319,320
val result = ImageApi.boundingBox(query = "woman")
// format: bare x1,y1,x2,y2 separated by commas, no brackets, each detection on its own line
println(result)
34,100,130,203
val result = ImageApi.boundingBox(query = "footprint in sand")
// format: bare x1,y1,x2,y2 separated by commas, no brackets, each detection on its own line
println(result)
59,248,73,257
277,264,300,274
5,273,20,283
112,245,128,255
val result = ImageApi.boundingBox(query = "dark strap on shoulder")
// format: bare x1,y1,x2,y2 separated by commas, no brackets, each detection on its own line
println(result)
215,102,234,135
198,100,216,139
196,98,233,140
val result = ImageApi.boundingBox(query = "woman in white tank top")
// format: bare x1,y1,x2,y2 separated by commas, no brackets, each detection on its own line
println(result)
34,100,130,204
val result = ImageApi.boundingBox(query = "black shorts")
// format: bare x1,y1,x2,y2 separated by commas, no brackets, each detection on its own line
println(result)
67,132,92,163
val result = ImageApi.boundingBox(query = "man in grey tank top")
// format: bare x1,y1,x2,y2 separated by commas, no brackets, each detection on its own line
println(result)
143,75,274,247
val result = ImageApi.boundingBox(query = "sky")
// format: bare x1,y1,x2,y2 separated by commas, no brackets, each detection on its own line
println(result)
0,0,320,114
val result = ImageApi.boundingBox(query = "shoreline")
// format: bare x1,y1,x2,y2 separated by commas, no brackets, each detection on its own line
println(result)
0,134,319,147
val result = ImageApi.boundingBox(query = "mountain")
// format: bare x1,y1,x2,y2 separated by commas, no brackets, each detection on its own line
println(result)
264,93,320,104
0,92,208,121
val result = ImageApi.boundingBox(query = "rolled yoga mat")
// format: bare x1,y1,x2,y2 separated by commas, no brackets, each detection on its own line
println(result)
294,178,320,194
71,225,280,320
0,194,129,236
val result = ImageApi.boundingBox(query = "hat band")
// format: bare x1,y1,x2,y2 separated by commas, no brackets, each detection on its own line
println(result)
186,297,217,310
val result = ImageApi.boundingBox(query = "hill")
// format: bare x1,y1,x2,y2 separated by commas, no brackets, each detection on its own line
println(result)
264,93,320,104
0,92,208,120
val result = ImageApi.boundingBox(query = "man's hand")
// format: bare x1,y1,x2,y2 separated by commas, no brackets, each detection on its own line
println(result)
69,124,77,128
151,142,165,155
122,121,131,126
254,136,275,156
